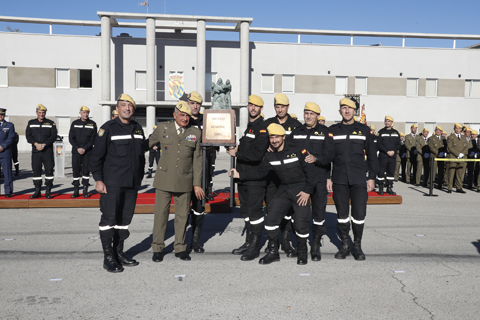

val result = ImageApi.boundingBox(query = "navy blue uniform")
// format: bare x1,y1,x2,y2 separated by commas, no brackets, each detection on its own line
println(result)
0,121,16,194
69,118,97,186
25,118,57,187
376,127,401,187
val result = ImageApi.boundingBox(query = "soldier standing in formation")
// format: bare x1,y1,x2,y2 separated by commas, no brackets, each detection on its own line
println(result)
446,123,468,193
472,130,480,192
404,124,418,185
26,104,57,199
89,94,147,273
395,132,407,182
264,93,302,256
150,101,204,262
0,108,16,197
376,115,401,195
289,102,331,261
327,98,379,261
146,125,160,179
230,123,319,265
68,106,97,198
318,115,326,126
228,95,269,261
427,126,446,189
465,127,475,190
415,128,430,187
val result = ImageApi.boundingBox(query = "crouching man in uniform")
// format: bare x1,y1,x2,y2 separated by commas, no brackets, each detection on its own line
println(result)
230,123,319,265
89,94,147,273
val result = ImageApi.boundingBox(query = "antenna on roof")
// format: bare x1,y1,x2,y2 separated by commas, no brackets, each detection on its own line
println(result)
139,0,149,13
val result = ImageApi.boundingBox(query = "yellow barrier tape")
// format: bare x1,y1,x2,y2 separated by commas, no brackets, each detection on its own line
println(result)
434,158,480,162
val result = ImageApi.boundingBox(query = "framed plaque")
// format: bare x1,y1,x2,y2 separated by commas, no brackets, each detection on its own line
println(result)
201,109,236,146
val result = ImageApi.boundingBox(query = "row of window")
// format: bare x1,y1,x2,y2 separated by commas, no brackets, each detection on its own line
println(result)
260,74,480,98
0,67,92,89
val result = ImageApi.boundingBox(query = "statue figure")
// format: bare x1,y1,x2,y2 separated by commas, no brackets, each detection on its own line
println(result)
211,78,232,109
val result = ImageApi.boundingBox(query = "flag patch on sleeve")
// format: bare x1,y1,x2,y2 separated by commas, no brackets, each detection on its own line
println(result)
328,133,333,137
260,129,266,133
301,149,307,154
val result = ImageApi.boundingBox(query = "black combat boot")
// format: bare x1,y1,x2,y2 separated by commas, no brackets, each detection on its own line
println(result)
281,229,297,257
241,234,260,261
83,185,91,198
259,240,280,265
353,239,366,261
378,183,384,195
296,240,308,265
310,235,322,261
386,184,396,195
103,243,124,273
71,185,80,198
335,235,351,259
30,186,41,199
191,226,205,253
146,169,153,179
115,241,139,267
232,230,252,255
14,164,19,176
45,186,53,199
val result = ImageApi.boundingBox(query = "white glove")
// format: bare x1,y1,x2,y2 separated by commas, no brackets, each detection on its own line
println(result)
458,153,464,159
475,154,478,159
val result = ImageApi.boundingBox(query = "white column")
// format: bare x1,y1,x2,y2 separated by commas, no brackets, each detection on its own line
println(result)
239,21,250,105
402,37,405,47
350,36,353,45
103,105,112,124
196,20,206,99
239,107,248,144
146,17,156,135
101,16,112,125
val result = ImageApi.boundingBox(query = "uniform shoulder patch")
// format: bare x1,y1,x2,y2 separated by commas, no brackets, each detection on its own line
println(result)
328,133,333,137
259,129,267,133
98,129,105,137
301,149,307,154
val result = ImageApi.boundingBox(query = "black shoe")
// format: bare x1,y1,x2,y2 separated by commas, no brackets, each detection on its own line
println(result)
30,187,41,199
447,190,452,193
45,187,53,199
335,235,351,259
5,194,13,198
146,169,153,179
175,251,191,261
386,186,396,195
103,255,124,273
378,184,384,195
241,234,260,261
71,185,80,198
477,190,480,193
232,231,252,255
259,241,280,265
152,252,164,262
353,240,366,261
117,252,139,267
296,242,308,265
414,184,420,187
310,236,322,261
191,226,205,253
83,186,91,198
456,189,466,194
281,231,297,258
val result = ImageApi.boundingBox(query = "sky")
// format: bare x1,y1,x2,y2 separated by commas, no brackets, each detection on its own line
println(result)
1,0,479,48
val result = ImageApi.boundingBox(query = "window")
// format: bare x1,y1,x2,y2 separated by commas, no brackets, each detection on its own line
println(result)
55,116,71,137
205,72,217,92
406,78,418,96
136,71,146,90
335,76,348,95
261,74,274,93
424,122,436,137
282,75,295,93
355,77,367,95
79,69,92,89
465,80,480,98
0,67,7,87
425,79,437,97
56,68,70,88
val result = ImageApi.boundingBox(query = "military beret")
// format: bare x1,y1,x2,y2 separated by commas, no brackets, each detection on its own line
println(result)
318,116,326,121
176,101,192,117
80,106,90,112
274,93,289,106
339,98,356,109
112,110,118,115
248,94,264,107
267,123,286,136
385,115,394,122
442,131,447,135
370,125,375,130
153,125,157,130
290,113,298,119
472,130,478,135
454,123,462,129
354,116,358,122
117,93,136,109
37,104,47,111
400,132,405,137
423,128,429,132
304,102,321,114
411,124,418,128
0,108,6,115
260,112,265,118
188,91,203,104
435,125,443,131
466,127,473,132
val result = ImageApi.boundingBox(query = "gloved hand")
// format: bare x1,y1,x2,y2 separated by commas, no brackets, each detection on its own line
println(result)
458,153,464,159
402,153,406,158
423,153,430,158
469,151,475,157
413,150,418,155
439,152,444,157
476,152,480,159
